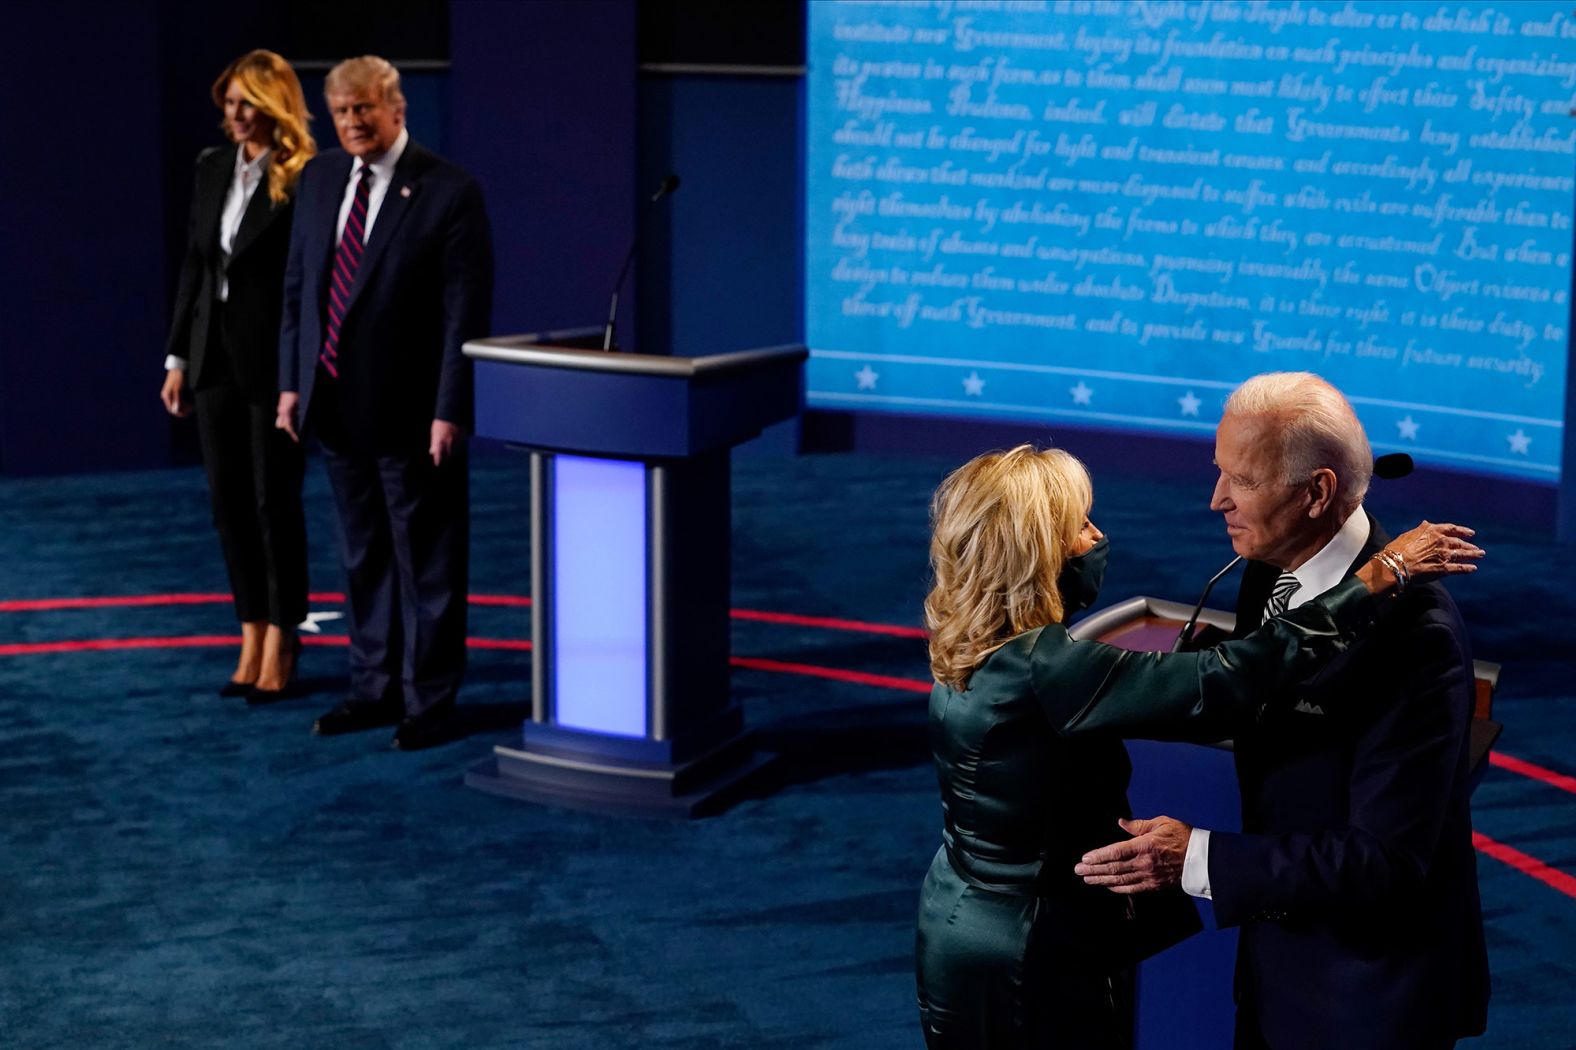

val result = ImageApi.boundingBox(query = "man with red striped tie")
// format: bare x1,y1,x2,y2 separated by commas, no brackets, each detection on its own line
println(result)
276,55,492,750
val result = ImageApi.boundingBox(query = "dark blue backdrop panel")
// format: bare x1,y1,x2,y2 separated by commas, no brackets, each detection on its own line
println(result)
1125,738,1242,1048
154,3,291,359
637,72,804,453
0,1,171,475
450,0,638,339
637,74,804,358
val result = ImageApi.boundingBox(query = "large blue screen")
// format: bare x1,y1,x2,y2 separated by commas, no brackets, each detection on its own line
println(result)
806,1,1576,480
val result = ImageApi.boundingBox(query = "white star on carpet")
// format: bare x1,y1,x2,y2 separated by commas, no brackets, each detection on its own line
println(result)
962,371,986,396
1178,390,1201,417
854,365,879,391
1397,416,1420,440
1507,429,1532,455
1070,381,1094,405
298,610,344,634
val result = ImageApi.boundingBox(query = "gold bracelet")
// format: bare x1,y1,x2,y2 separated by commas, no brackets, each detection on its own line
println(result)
1374,549,1408,593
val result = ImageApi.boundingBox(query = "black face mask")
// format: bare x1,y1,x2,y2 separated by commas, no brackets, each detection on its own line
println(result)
1058,536,1109,616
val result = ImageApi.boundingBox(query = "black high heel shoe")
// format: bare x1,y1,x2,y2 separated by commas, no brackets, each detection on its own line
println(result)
246,634,303,706
219,679,255,698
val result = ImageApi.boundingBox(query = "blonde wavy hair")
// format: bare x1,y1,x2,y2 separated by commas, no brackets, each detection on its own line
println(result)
1225,371,1373,515
212,50,316,205
924,445,1093,689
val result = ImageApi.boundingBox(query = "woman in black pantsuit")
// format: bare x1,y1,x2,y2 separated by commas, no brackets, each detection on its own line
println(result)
161,50,316,700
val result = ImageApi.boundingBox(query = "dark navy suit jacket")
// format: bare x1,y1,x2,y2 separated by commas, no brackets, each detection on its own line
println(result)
278,140,492,453
1213,512,1489,1049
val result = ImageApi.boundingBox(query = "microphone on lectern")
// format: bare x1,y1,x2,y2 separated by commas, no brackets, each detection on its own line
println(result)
1173,556,1244,652
651,174,682,200
601,174,682,352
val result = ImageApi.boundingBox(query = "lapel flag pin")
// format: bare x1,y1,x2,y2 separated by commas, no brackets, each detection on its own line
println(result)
400,185,412,198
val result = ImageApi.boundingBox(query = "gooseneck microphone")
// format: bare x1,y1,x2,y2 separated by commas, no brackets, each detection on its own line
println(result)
602,174,682,351
1172,555,1244,652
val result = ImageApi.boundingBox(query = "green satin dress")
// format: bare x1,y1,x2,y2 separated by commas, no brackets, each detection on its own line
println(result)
915,577,1379,1049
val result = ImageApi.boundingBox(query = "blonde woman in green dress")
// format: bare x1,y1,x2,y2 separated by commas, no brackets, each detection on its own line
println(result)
915,445,1479,1048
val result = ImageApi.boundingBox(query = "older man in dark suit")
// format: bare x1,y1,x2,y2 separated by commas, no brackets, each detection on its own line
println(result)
1076,372,1489,1049
276,54,492,750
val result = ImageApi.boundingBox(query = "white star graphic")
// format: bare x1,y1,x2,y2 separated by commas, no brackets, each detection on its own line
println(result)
962,371,986,396
854,365,879,391
1396,416,1420,440
1178,390,1202,417
1070,381,1094,405
298,610,343,634
1507,429,1532,455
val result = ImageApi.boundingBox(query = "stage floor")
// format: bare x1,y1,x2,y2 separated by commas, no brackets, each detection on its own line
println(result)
1,447,1571,1048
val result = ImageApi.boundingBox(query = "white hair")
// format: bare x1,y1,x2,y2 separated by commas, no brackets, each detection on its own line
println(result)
1225,372,1372,513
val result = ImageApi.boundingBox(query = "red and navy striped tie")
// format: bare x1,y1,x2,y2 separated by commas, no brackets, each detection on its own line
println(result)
319,165,372,378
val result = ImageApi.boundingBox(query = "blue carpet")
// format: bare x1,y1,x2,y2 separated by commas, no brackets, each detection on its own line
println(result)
0,447,1572,1048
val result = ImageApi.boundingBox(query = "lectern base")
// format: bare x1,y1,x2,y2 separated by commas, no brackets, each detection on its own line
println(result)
463,733,777,819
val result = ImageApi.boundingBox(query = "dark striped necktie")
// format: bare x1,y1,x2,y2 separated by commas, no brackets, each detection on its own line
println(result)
1261,571,1300,624
319,165,372,378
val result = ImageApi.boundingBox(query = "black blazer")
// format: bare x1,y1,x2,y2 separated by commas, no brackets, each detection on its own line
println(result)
165,145,295,403
1212,511,1489,1050
277,140,493,454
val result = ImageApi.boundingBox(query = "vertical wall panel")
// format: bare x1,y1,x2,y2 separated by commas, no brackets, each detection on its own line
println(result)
0,2,170,474
637,74,803,359
450,0,638,340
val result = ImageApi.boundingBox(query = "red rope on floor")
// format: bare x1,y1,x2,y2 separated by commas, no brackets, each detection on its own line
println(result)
4,629,1575,902
0,590,939,637
0,635,243,655
470,594,532,607
0,634,533,655
729,607,927,638
6,593,1576,816
0,594,234,612
728,655,930,694
1472,831,1576,901
1488,751,1576,798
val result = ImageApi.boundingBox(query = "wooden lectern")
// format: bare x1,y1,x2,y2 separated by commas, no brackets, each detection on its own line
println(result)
461,328,807,817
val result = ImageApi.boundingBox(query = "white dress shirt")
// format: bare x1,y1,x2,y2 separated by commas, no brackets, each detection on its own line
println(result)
336,126,408,247
164,145,271,372
219,146,270,302
1180,508,1372,899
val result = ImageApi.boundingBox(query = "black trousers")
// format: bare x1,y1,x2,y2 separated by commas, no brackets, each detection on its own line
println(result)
312,376,469,717
192,329,308,627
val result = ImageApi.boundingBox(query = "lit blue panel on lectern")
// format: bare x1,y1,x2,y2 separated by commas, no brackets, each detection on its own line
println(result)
552,456,648,737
